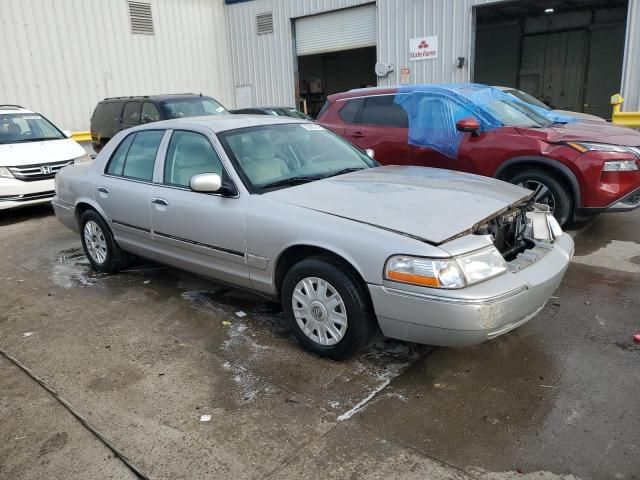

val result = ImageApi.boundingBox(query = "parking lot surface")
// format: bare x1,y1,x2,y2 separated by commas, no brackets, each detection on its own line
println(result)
1,206,638,480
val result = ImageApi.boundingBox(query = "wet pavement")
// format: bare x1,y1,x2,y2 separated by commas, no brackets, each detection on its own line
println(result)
0,206,638,479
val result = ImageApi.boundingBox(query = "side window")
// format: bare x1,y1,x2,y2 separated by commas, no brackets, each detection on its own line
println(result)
106,134,134,176
357,95,408,127
338,98,364,123
163,131,224,188
106,131,163,181
122,102,141,125
141,102,161,124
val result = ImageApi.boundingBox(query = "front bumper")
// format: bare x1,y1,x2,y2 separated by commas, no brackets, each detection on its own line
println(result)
369,234,574,347
577,185,640,214
0,178,55,210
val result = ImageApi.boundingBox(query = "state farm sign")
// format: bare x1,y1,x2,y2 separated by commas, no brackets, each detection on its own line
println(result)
409,36,438,61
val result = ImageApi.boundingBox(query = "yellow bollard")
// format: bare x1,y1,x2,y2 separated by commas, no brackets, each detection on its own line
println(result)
610,94,640,128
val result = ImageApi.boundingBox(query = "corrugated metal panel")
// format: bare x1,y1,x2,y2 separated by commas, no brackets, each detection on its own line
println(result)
225,0,375,108
0,0,234,131
295,5,376,56
621,0,640,111
376,0,505,88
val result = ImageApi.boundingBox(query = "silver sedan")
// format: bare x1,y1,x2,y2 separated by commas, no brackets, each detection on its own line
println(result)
53,115,573,359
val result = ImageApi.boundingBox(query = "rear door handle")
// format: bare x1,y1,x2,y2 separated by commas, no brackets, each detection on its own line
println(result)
97,186,109,194
351,131,364,138
152,197,169,206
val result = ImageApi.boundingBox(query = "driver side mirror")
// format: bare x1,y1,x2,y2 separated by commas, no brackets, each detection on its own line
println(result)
365,148,375,159
190,173,236,196
456,117,481,137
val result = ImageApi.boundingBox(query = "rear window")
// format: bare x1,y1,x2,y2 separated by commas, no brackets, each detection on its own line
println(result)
357,95,408,127
91,102,121,128
338,98,364,123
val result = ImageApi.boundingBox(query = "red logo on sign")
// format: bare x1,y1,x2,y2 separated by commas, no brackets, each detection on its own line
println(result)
418,40,429,49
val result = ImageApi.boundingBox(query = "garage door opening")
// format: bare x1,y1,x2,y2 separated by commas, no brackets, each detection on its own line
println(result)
473,0,628,120
294,4,377,118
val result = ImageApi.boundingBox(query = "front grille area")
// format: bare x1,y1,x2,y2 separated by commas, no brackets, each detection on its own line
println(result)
7,160,73,181
622,192,640,207
0,190,55,202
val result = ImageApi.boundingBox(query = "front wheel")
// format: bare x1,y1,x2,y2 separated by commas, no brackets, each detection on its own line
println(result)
281,257,374,360
80,210,131,273
509,170,573,227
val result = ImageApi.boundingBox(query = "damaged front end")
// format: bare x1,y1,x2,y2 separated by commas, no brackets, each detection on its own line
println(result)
472,201,564,270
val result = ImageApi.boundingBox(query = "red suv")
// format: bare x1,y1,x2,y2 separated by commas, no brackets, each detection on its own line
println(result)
317,85,640,225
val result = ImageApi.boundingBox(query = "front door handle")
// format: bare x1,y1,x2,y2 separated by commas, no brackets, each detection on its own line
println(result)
351,131,364,138
97,186,109,194
152,197,169,206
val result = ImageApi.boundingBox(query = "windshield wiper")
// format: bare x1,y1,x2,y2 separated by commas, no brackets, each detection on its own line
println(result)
260,176,320,190
324,167,365,178
11,137,61,143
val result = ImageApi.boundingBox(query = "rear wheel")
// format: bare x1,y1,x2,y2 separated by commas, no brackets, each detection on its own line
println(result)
509,170,573,226
281,256,374,360
80,210,131,273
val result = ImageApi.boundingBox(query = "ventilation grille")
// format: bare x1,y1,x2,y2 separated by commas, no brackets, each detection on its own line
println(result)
256,12,273,35
128,1,154,35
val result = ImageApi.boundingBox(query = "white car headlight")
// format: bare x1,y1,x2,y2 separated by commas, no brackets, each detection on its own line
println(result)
73,153,92,164
0,166,14,178
602,160,639,172
385,247,507,289
456,247,507,285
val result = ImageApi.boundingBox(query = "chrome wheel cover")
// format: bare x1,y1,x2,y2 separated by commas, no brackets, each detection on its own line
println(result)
292,277,348,346
83,220,108,264
517,180,556,213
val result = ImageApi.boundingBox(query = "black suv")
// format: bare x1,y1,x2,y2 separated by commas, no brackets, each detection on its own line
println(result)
90,93,227,152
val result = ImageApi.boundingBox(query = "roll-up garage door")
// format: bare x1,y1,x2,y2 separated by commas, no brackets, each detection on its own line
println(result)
295,4,376,57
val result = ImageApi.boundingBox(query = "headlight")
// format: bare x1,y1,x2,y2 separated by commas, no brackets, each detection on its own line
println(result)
73,153,92,164
567,142,631,154
456,247,507,285
602,160,639,172
385,247,507,289
0,166,14,178
385,256,465,289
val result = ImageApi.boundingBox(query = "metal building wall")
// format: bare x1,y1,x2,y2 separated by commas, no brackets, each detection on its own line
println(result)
621,0,640,111
225,0,375,107
0,0,234,131
226,0,640,112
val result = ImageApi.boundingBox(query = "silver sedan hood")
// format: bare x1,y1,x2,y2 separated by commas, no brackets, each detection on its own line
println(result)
266,166,531,244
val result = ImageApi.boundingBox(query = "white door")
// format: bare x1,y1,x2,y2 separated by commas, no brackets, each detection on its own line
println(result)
295,4,376,56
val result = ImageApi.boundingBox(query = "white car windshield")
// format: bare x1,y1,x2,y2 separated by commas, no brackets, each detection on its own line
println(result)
220,123,377,191
0,113,65,144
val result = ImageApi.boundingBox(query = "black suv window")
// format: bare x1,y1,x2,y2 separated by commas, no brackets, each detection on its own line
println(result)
338,98,364,123
122,102,141,126
141,102,161,124
357,95,408,127
106,130,164,181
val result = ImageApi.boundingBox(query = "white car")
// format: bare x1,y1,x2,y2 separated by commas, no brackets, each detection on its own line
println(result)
0,105,91,210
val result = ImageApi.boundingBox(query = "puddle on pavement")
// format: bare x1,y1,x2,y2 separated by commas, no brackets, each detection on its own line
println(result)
52,248,104,289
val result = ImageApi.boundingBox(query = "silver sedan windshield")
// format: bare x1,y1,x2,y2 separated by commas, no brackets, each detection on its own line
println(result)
219,123,377,191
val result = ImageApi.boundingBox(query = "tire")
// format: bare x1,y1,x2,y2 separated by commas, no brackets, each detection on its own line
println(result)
509,170,573,227
79,210,131,273
281,256,375,360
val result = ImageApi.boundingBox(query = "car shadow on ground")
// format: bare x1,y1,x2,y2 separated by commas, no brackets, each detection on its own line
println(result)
0,204,54,227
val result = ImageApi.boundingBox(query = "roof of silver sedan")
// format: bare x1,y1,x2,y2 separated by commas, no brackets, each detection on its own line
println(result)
142,114,309,133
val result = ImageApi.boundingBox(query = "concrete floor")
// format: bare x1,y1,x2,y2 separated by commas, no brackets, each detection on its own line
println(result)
0,206,638,480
